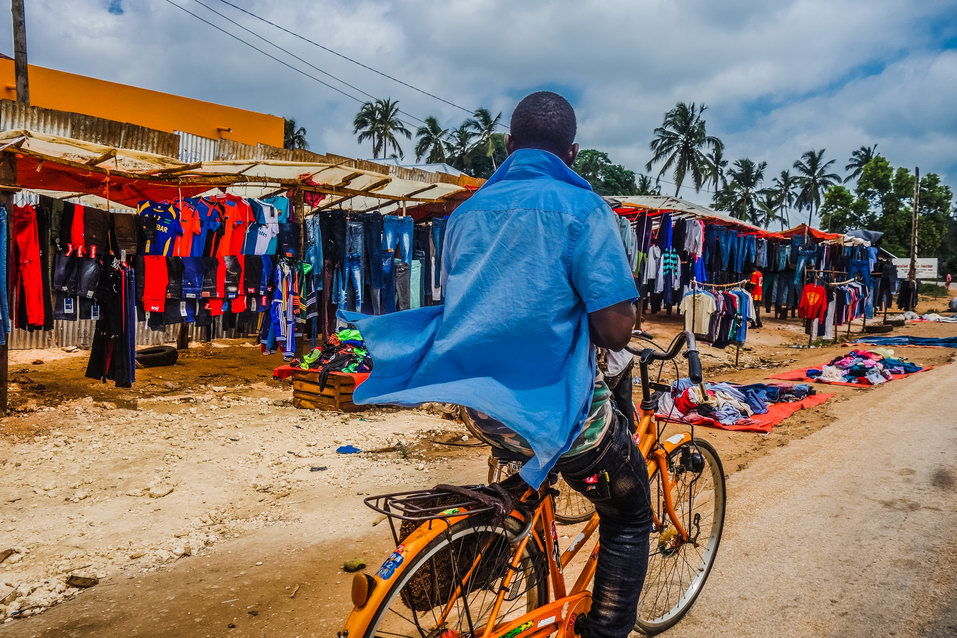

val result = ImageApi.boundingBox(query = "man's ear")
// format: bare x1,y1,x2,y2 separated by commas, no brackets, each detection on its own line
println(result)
505,134,516,156
565,143,580,167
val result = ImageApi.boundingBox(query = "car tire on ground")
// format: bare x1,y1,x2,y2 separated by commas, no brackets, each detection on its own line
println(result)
136,346,179,367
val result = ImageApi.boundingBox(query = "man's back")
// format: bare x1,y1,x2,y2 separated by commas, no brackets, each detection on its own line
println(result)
344,148,637,486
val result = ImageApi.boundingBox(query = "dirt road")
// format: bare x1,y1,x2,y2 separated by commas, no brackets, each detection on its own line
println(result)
667,360,957,638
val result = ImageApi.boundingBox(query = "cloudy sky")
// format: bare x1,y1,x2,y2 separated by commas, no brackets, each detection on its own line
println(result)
3,0,956,205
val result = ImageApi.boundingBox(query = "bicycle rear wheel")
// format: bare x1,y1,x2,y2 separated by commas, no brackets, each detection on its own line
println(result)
635,438,726,634
362,517,548,637
488,457,595,525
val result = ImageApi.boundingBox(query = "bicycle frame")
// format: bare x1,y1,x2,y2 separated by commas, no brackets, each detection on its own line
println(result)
340,404,692,637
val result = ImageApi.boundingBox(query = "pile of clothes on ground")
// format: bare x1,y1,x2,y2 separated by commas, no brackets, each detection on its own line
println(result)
807,348,921,386
295,328,373,387
658,378,815,425
901,311,957,323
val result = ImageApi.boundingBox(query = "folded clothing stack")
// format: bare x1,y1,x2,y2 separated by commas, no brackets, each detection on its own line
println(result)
658,378,815,425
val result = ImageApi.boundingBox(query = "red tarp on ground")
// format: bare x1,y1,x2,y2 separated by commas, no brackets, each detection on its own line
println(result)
658,393,834,434
272,365,370,385
768,366,931,387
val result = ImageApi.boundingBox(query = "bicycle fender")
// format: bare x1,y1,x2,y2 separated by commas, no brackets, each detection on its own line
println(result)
340,512,473,634
660,432,692,454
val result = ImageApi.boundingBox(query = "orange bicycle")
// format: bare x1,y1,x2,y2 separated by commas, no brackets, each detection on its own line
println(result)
339,330,726,637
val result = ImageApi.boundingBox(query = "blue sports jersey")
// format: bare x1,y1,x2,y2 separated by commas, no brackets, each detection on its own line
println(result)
138,201,183,256
189,198,222,257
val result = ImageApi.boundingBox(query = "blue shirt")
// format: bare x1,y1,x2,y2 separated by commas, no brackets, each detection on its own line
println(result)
340,149,637,487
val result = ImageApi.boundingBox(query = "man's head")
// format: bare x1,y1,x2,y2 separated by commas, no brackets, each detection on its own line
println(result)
506,91,578,166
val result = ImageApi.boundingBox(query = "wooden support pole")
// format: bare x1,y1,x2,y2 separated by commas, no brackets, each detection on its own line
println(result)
0,191,11,416
907,167,920,311
176,323,189,350
11,0,29,105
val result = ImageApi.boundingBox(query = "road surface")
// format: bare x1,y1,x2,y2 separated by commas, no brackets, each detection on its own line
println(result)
3,359,955,637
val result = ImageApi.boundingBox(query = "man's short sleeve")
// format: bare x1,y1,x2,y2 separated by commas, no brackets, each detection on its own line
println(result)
570,206,639,313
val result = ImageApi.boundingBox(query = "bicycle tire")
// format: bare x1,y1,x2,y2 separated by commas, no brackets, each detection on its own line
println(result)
635,438,726,635
362,517,549,637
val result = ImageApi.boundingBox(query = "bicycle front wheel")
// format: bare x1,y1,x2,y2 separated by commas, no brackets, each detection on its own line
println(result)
362,517,548,637
636,438,726,634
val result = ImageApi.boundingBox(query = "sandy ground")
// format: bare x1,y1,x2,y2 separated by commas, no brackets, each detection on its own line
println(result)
0,301,954,636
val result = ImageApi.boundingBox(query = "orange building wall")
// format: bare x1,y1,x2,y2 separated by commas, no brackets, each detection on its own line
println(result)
0,60,284,147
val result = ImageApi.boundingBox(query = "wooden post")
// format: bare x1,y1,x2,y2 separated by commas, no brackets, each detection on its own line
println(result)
11,0,29,105
176,323,189,350
0,191,11,416
734,345,741,367
907,167,920,311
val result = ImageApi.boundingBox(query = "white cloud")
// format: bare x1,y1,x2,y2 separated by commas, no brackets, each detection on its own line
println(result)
1,0,955,204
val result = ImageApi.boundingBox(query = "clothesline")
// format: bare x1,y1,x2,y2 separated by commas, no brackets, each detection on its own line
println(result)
697,279,749,289
826,276,861,287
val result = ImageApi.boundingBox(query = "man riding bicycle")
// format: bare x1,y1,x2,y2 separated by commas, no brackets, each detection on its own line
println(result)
342,91,650,638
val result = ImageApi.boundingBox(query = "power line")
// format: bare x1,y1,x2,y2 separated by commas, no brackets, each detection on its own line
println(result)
212,0,507,130
188,0,431,130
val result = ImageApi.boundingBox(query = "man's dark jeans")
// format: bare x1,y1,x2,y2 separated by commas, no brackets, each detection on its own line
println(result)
555,413,651,638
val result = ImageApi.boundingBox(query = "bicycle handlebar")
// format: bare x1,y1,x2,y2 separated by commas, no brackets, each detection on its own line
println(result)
625,330,703,384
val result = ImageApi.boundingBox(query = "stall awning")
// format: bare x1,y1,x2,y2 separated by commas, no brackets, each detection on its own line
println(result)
0,130,474,212
606,195,782,237
779,224,844,241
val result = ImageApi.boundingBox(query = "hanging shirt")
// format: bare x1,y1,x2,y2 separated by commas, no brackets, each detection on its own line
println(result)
679,291,717,335
750,270,763,301
339,149,638,488
138,201,182,256
798,283,827,322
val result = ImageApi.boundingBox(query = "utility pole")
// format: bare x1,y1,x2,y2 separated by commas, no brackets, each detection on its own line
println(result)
907,167,920,310
11,0,29,105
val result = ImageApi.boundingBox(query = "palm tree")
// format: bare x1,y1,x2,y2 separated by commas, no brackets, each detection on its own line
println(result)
843,144,878,183
756,189,785,229
353,98,412,159
636,174,660,196
646,102,724,196
465,108,503,170
414,116,449,163
446,124,477,170
705,145,728,190
793,149,842,226
770,169,798,229
724,158,767,224
283,118,308,150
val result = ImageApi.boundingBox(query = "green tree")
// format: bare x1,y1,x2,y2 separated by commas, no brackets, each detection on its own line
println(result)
414,116,449,163
572,149,639,195
636,174,661,196
793,149,841,228
756,190,786,229
446,123,477,170
719,158,767,224
769,169,798,229
283,117,308,150
646,102,724,195
465,108,503,170
818,185,872,233
843,144,878,183
705,145,728,190
353,98,412,159
462,133,507,179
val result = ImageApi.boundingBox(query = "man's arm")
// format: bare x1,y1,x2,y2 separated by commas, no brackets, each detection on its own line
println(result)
589,300,636,350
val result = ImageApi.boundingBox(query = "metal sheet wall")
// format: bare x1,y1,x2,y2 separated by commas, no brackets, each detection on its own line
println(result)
0,101,180,156
8,318,225,350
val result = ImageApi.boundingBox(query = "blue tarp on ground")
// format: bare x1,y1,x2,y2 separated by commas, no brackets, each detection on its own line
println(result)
853,336,957,348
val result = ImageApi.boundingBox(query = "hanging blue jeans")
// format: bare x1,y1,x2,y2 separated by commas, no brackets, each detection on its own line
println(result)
718,228,734,271
304,214,323,291
341,221,365,311
793,248,816,285
0,204,8,345
383,215,413,264
360,212,384,290
848,259,873,318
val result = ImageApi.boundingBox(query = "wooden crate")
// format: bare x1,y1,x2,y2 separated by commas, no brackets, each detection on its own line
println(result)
291,370,365,412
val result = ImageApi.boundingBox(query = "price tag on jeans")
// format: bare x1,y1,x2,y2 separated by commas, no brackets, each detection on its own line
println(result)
63,297,75,314
181,301,188,317
91,304,100,321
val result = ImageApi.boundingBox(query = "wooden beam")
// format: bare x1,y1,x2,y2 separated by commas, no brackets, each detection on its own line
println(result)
84,149,117,166
11,0,29,105
143,161,202,176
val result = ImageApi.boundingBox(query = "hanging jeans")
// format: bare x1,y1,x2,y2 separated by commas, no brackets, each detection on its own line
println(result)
340,221,365,311
847,259,873,318
431,217,447,301
304,214,323,290
383,215,413,264
718,228,734,271
380,253,396,313
793,248,817,286
360,212,384,290
394,260,411,311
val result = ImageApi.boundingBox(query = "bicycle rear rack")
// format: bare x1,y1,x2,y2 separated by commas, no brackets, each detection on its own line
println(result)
365,486,503,545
